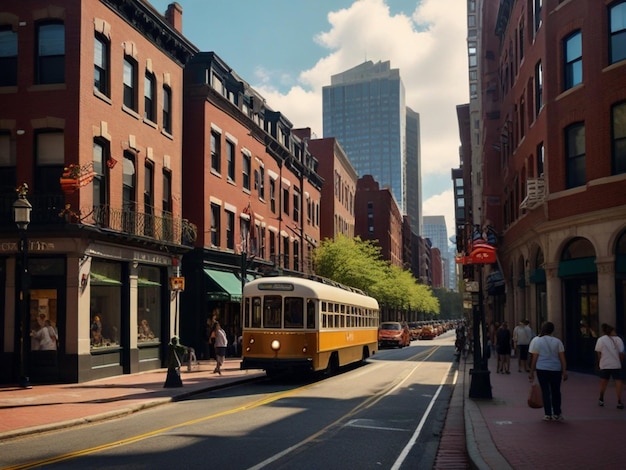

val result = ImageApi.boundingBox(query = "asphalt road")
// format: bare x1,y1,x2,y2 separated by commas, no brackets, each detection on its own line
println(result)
1,333,458,470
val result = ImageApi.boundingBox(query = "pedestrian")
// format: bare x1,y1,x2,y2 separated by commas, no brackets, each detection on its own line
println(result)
528,321,568,421
513,319,534,373
496,322,512,374
212,321,228,375
164,336,187,388
595,323,624,409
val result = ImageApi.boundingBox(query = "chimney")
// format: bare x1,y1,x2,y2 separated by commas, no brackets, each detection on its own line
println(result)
165,2,183,33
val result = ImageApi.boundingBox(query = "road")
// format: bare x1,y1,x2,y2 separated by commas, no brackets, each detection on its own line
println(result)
1,332,458,470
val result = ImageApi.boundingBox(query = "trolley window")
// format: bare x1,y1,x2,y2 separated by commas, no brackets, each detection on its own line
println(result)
284,297,304,328
263,295,282,328
306,299,316,329
251,297,262,328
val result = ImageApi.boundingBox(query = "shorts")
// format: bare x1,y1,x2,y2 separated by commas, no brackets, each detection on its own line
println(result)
517,344,529,360
599,368,623,381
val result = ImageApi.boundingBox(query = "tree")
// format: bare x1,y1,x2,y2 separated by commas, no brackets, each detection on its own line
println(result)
313,235,439,319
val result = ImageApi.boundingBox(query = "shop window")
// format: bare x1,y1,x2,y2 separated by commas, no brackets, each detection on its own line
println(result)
90,261,122,350
137,265,161,344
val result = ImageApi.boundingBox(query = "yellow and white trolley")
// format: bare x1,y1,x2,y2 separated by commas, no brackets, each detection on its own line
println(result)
240,276,379,376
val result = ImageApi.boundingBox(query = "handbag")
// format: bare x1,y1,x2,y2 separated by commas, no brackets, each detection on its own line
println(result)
528,382,543,409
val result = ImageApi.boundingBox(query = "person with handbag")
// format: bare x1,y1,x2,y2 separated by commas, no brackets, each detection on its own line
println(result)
595,323,624,409
528,321,568,421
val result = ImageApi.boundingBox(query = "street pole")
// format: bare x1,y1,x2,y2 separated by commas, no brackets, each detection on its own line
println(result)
14,183,32,389
469,263,492,398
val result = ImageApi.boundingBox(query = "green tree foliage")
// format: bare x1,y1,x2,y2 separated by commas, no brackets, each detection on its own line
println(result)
313,234,439,316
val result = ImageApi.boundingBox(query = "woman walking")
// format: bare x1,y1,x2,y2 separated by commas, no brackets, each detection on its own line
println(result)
212,321,228,375
528,321,568,421
595,323,624,409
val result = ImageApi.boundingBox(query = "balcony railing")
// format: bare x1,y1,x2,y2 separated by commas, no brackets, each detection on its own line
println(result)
0,193,196,247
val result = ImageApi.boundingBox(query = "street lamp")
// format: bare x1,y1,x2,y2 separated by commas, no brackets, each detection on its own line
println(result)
13,183,32,389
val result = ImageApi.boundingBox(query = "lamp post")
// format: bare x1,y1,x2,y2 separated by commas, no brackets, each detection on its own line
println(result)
13,183,32,389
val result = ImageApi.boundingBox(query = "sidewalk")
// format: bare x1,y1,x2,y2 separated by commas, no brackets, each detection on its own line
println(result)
462,352,626,470
0,358,264,441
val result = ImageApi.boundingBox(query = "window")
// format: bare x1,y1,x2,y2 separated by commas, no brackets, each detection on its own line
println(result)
123,56,137,110
284,297,304,328
144,162,154,236
269,178,276,213
533,0,542,34
162,85,172,134
93,140,108,224
293,190,300,222
94,34,108,95
535,61,543,116
37,22,64,84
293,240,299,272
122,152,137,233
612,101,626,174
162,169,173,241
0,131,16,194
90,261,122,350
211,130,221,173
537,142,544,176
137,265,161,344
565,122,585,188
269,231,276,262
35,130,64,194
257,165,265,199
610,2,626,64
225,209,234,249
226,140,235,181
0,26,17,86
282,186,289,215
263,296,282,328
144,72,156,122
242,152,251,190
563,31,582,90
210,203,221,247
283,236,290,270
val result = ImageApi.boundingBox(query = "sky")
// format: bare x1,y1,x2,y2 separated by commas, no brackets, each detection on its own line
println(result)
149,0,469,240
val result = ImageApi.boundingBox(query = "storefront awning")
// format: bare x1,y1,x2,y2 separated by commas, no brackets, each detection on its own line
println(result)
138,278,161,287
90,272,122,286
204,268,243,302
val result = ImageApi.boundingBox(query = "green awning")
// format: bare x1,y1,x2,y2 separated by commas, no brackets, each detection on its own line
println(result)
91,272,122,286
138,278,161,287
529,268,546,283
204,268,243,302
558,257,597,277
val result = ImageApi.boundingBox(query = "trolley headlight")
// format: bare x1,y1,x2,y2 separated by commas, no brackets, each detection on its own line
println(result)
271,340,281,351
302,346,307,353
249,337,255,344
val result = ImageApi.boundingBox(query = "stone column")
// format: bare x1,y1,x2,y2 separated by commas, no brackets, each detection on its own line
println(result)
595,257,615,327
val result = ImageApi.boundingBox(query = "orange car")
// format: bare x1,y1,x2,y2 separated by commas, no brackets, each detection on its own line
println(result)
378,322,411,348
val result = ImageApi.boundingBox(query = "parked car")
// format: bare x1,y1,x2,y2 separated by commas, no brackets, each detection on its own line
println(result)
407,322,421,340
419,324,436,340
378,322,411,348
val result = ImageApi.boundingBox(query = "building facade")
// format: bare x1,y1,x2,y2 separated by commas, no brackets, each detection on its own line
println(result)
296,130,357,243
463,0,626,372
0,0,197,384
323,61,407,216
181,52,323,356
354,175,403,268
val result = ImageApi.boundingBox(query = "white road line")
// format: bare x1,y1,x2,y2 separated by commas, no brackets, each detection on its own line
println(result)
390,365,455,470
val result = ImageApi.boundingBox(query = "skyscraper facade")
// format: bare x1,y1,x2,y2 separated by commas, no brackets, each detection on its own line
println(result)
423,215,450,289
405,107,422,236
323,61,407,216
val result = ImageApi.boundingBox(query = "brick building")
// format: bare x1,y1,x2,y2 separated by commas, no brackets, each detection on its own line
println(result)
463,0,626,372
0,0,196,383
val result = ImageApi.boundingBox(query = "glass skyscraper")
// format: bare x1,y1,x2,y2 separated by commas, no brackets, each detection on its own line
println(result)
323,61,407,215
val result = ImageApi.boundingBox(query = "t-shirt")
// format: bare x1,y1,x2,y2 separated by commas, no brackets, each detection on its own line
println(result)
513,325,533,345
595,335,625,370
528,335,564,371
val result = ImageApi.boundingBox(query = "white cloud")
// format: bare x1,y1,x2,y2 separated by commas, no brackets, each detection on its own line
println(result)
254,0,467,235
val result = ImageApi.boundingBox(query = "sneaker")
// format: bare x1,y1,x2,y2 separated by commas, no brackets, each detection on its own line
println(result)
542,415,552,421
618,403,624,410
552,414,564,421
599,400,604,407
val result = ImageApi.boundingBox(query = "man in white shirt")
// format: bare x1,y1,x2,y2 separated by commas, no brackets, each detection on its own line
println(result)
595,323,624,409
513,319,534,373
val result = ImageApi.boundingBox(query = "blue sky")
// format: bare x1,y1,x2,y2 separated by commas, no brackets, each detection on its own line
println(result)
149,0,468,238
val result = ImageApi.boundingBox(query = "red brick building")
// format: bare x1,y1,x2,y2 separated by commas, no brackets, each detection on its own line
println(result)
467,0,626,371
0,0,196,383
293,130,357,243
180,53,322,354
354,175,403,268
